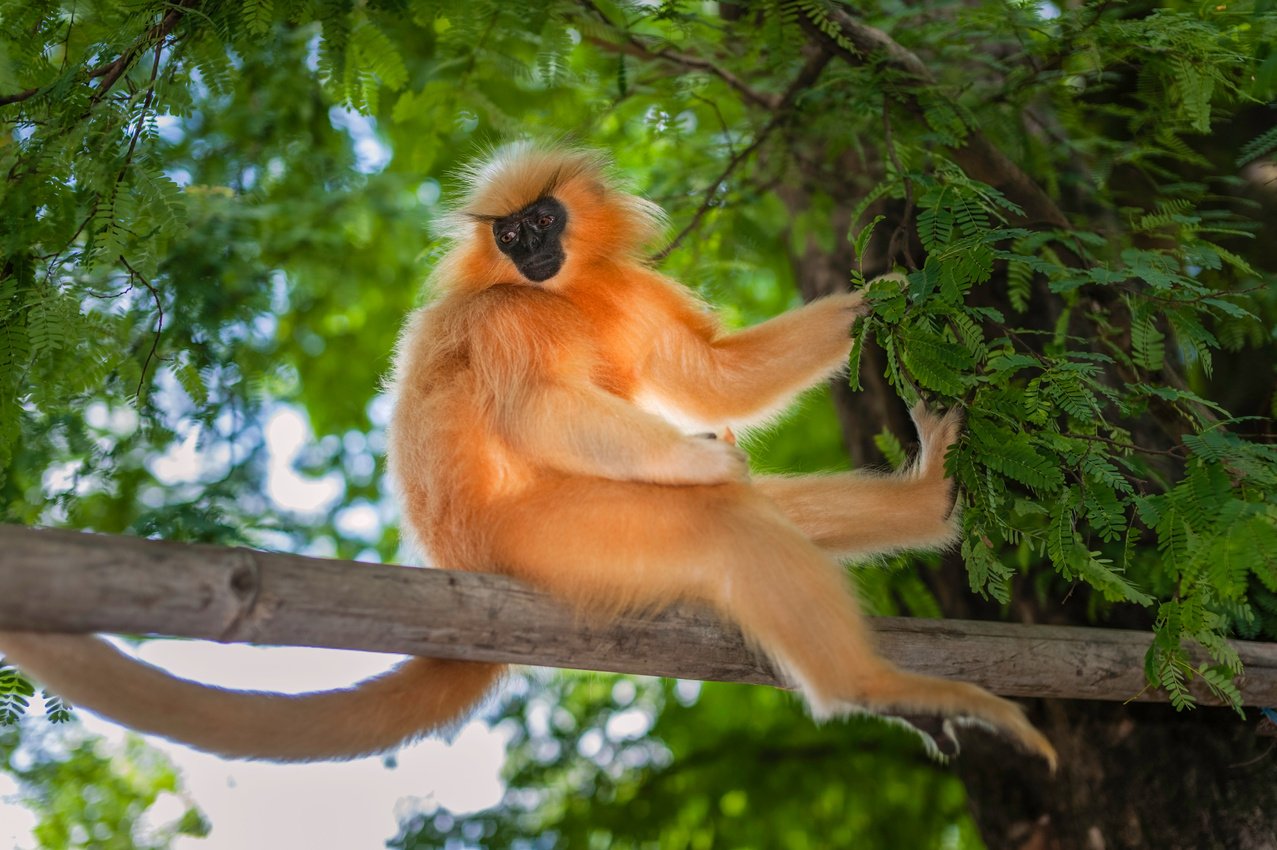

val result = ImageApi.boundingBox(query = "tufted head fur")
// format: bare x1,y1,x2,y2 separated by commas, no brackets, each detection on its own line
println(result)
433,143,666,291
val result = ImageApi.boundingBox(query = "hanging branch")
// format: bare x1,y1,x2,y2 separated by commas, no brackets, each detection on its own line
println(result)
576,0,780,111
650,50,831,263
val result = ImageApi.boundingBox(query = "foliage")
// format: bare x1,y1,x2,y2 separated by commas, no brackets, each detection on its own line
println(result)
392,674,980,850
2,0,1277,847
0,721,208,850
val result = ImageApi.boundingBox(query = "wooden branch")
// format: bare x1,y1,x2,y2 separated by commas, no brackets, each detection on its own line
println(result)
89,0,198,105
2,525,1276,709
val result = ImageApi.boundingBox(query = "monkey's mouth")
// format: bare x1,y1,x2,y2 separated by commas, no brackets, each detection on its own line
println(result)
519,255,564,283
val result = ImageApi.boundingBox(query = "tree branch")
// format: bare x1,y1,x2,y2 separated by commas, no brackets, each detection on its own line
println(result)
575,0,779,110
650,49,831,263
119,254,164,401
0,87,40,108
0,1,197,108
3,525,1275,709
796,5,1070,230
90,0,197,104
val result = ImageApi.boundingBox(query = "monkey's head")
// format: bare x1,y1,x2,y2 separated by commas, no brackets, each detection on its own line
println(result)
488,195,569,283
443,143,665,289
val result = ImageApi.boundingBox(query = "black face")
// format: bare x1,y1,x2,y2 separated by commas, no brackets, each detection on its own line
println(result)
492,196,568,283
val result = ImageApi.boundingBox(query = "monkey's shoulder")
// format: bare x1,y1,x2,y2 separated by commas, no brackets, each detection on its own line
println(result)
624,271,722,339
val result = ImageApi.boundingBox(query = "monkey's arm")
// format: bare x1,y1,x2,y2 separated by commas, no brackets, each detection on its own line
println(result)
645,291,866,427
463,288,746,485
500,381,747,485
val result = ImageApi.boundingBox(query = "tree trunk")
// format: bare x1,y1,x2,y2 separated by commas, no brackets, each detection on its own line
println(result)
957,701,1277,850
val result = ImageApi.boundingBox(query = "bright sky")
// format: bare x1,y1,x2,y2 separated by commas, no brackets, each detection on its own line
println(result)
1,643,507,849
3,406,509,848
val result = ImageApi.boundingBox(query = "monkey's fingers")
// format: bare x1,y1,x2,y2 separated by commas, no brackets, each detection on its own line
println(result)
694,428,738,446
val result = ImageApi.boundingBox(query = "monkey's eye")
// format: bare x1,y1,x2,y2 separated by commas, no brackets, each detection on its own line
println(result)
537,215,555,228
499,230,517,245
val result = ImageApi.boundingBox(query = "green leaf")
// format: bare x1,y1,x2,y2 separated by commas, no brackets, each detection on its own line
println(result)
972,425,1065,492
898,326,973,396
1076,552,1154,606
1130,305,1166,372
242,0,275,36
873,426,906,470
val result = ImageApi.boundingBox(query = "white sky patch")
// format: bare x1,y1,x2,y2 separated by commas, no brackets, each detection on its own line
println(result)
264,407,344,515
40,459,82,496
155,114,185,145
416,178,441,206
166,168,193,188
149,427,203,485
328,107,391,174
0,640,506,850
605,707,653,742
0,773,37,850
335,500,381,541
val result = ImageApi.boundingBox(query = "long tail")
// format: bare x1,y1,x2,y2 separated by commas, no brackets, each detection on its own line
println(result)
0,632,503,761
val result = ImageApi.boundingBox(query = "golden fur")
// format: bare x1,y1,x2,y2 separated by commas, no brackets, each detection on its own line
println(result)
0,144,1054,767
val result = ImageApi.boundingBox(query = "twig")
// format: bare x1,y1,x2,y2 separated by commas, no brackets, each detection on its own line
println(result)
119,255,163,401
1228,738,1276,769
649,123,772,263
650,50,831,263
61,9,75,73
91,1,194,105
796,4,1071,231
576,0,778,110
116,37,165,186
690,93,738,158
0,87,40,107
881,102,918,271
1063,431,1187,460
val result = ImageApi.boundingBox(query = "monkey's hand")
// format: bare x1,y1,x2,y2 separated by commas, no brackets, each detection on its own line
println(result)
501,382,750,485
810,290,870,338
778,290,870,371
660,433,750,485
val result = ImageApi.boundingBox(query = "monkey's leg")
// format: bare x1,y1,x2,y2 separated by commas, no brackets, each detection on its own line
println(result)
753,473,956,557
486,476,1054,766
755,403,962,557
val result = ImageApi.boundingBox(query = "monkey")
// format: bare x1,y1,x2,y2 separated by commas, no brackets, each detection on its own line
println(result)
0,143,1056,768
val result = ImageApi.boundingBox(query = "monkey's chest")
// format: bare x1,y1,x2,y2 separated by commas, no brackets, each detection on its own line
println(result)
580,307,721,435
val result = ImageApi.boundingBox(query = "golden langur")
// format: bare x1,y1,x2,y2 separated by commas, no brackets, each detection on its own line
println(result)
0,144,1055,768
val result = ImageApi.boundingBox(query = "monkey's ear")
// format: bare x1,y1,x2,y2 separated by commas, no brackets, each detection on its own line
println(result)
580,178,608,199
